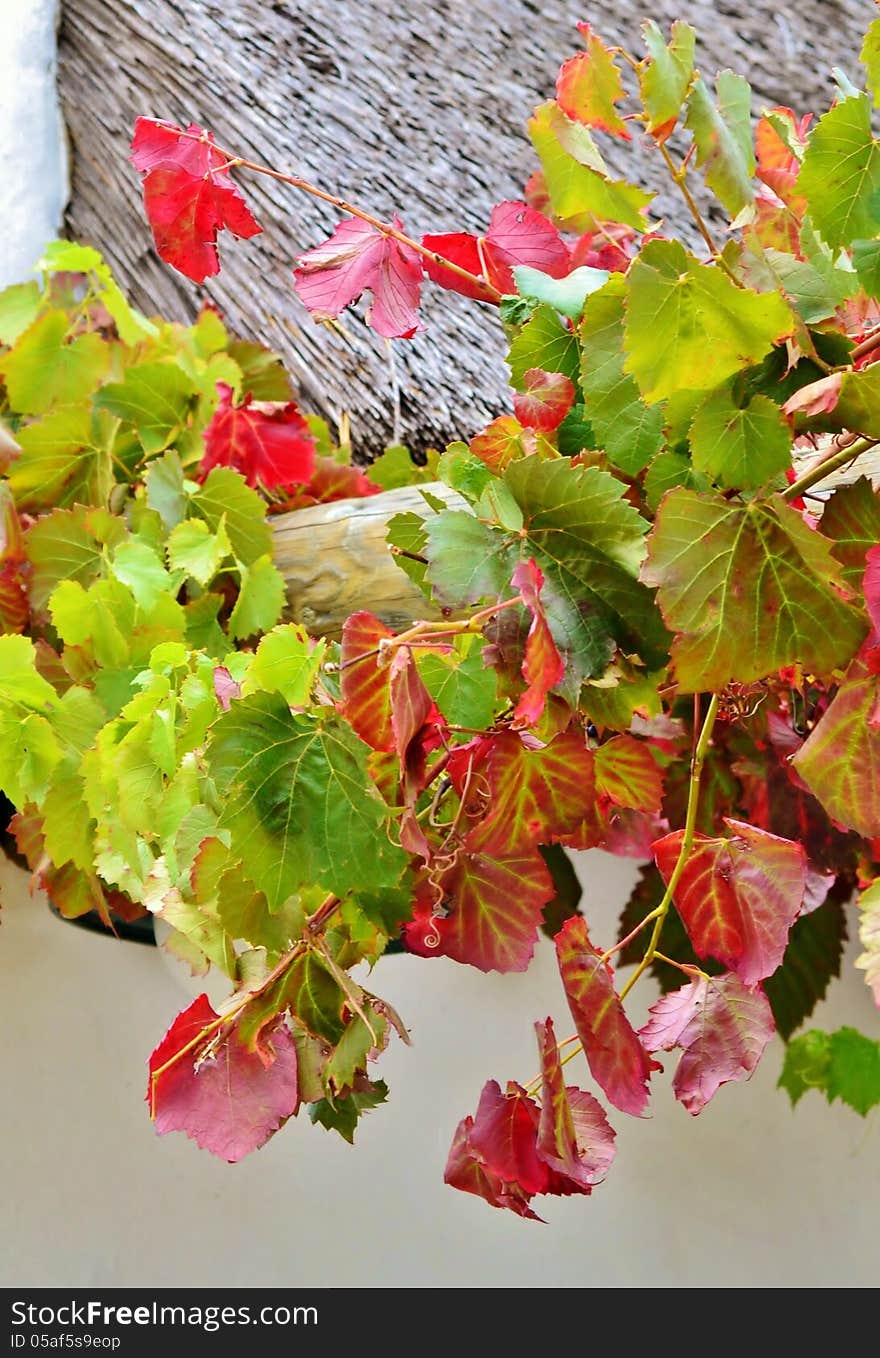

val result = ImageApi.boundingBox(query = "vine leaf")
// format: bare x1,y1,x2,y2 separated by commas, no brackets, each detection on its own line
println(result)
641,488,865,692
199,382,315,490
536,1017,616,1192
555,23,631,140
405,845,554,974
638,19,696,143
444,1081,545,1220
339,611,395,752
131,118,262,283
0,312,110,416
294,215,422,340
684,72,755,217
453,728,599,855
653,818,806,986
95,360,195,456
594,734,663,813
864,544,880,634
579,274,664,476
555,915,660,1115
793,660,880,837
779,1027,880,1115
856,879,880,1007
148,994,299,1161
688,383,791,490
512,369,576,433
623,240,792,402
640,972,775,1115
797,95,880,249
528,101,654,233
208,692,407,906
510,558,565,728
763,889,848,1041
422,201,568,300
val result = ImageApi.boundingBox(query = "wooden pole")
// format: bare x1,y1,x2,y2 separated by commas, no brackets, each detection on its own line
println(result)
270,481,464,638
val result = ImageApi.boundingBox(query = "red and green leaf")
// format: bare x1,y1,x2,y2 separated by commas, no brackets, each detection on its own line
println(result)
653,819,806,986
555,915,660,1115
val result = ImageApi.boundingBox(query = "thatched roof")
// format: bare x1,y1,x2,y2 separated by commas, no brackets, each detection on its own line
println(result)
59,0,875,454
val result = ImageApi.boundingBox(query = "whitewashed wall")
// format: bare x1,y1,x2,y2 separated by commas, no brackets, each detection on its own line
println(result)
0,0,67,288
0,0,878,1291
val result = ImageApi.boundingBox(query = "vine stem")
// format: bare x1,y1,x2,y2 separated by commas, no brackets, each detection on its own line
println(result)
618,693,719,1002
176,128,502,303
338,595,524,672
782,436,880,502
656,143,740,283
148,893,341,1116
851,325,880,362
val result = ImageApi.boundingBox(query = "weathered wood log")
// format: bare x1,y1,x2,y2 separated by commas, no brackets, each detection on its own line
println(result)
271,482,464,637
58,0,870,456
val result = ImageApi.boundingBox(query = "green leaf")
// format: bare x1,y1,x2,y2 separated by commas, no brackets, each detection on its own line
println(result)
861,18,880,107
623,240,793,402
437,443,496,503
832,362,880,439
112,540,174,611
779,1027,880,1116
642,489,865,691
556,404,596,458
579,275,664,475
852,238,880,298
0,635,60,708
643,450,710,511
1,311,110,415
797,95,880,249
684,72,755,217
792,661,880,838
49,578,133,670
418,640,497,729
528,101,654,232
538,842,583,938
227,554,285,640
639,19,695,141
367,444,434,491
0,281,41,345
95,360,195,456
763,891,847,1041
208,693,407,907
325,1013,388,1091
424,511,511,608
9,406,113,511
689,383,791,489
42,768,95,871
191,467,272,566
507,303,580,389
749,233,857,326
821,477,880,588
145,452,188,530
512,264,609,320
226,340,293,401
0,712,62,806
25,505,126,613
242,624,325,705
309,1079,388,1143
166,516,231,585
280,953,346,1042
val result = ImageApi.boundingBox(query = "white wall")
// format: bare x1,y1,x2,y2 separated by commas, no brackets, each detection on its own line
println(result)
1,847,877,1289
0,0,67,288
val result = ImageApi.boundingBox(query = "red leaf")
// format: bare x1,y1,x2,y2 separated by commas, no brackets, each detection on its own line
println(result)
212,665,241,711
512,368,576,432
460,728,599,854
422,200,569,300
535,1018,616,1193
338,611,395,752
755,108,811,208
293,215,422,339
404,844,553,973
653,818,807,986
468,1079,548,1195
555,23,631,140
864,544,880,636
469,415,537,471
569,226,637,273
555,916,660,1116
0,485,27,633
270,455,381,511
640,972,775,1115
444,1106,543,1220
199,382,316,490
148,995,299,1162
594,734,664,813
389,645,437,796
510,558,565,729
782,372,842,420
131,118,262,283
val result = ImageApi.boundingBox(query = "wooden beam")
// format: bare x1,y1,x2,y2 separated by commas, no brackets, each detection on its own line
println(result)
270,482,464,637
